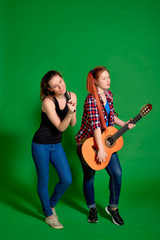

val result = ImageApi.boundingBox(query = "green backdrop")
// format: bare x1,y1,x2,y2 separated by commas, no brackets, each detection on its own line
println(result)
0,0,160,239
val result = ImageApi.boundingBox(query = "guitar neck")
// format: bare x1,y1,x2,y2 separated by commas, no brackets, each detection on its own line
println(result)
112,113,142,142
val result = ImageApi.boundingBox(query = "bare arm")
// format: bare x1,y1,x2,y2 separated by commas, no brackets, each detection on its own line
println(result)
114,115,135,129
94,127,108,162
42,98,76,132
114,115,126,127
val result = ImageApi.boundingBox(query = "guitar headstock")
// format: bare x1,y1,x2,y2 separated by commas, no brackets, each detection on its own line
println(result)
140,103,152,117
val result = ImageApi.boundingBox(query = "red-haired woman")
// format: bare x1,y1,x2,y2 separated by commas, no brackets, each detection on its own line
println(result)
32,70,77,229
76,67,135,225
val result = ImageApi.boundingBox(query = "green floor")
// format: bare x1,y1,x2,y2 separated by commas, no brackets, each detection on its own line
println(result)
1,153,159,240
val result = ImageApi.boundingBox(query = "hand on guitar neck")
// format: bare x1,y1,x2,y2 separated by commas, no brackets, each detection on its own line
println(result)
126,119,136,129
114,116,135,130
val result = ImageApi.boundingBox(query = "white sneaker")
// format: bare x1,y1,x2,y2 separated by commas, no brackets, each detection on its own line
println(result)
45,217,63,229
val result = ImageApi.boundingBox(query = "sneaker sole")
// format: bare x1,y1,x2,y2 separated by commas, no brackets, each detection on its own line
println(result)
45,220,63,229
88,219,98,223
46,223,63,229
105,207,121,226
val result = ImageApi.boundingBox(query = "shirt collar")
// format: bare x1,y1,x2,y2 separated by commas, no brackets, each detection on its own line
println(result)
97,88,110,106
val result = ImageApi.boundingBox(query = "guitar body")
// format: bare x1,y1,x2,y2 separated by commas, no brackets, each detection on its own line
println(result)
81,126,124,170
81,103,152,171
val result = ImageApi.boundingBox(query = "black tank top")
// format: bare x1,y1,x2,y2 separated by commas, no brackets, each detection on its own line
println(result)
32,96,68,144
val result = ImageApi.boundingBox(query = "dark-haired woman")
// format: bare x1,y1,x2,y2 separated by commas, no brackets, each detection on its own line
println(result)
32,70,77,229
76,67,135,225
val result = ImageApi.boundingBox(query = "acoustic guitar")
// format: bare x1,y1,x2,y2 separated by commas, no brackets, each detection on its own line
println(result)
81,104,152,170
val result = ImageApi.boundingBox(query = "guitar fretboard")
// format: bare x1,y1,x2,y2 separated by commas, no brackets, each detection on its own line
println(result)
110,113,142,143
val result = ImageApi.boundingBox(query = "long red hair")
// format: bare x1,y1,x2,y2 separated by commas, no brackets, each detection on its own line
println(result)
87,66,109,130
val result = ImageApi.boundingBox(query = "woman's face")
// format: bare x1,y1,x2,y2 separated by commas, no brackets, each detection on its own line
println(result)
95,70,110,91
48,75,66,96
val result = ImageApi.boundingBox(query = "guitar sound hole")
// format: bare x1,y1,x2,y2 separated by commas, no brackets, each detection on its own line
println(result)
107,137,114,146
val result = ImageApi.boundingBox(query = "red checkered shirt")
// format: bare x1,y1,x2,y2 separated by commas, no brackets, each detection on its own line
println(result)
76,90,115,144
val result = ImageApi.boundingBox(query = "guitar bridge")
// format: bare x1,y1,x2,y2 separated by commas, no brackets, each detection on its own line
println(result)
92,145,102,165
92,145,98,154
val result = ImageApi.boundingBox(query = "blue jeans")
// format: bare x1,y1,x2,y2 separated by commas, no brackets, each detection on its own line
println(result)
77,145,122,208
32,142,72,217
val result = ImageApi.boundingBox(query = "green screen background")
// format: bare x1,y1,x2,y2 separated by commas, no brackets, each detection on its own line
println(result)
0,0,160,239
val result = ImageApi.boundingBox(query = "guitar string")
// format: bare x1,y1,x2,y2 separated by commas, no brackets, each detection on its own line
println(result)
111,114,142,142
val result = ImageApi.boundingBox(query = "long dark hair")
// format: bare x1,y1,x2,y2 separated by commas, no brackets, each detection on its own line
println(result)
87,66,109,130
40,70,62,100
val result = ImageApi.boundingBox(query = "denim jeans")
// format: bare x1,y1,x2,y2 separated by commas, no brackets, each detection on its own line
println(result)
77,145,122,208
32,142,72,217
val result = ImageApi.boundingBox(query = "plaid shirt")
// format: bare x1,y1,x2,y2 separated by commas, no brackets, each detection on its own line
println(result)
76,90,115,144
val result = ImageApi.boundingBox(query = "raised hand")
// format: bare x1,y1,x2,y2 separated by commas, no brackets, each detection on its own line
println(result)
67,100,76,114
